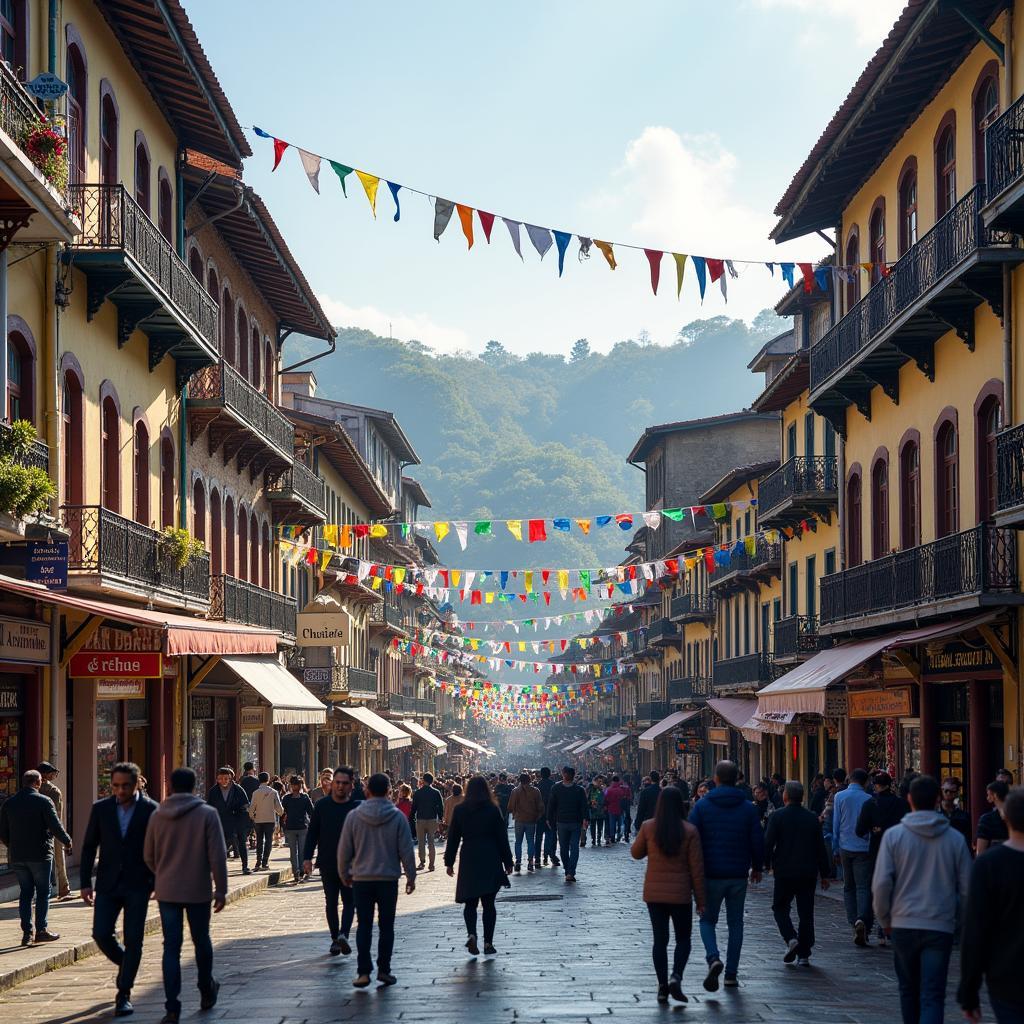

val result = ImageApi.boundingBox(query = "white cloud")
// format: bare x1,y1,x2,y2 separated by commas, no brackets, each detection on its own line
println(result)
317,294,472,354
751,0,903,47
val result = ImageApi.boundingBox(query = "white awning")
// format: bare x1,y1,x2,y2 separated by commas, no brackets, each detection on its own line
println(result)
220,655,326,725
561,738,587,752
339,705,412,750
639,709,702,751
574,736,605,754
597,732,628,752
398,720,447,753
448,733,494,756
707,697,759,731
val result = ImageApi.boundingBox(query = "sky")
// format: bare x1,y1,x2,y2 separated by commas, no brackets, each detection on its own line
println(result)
184,0,904,357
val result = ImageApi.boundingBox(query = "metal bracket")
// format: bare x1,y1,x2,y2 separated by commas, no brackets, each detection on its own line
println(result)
944,0,1005,63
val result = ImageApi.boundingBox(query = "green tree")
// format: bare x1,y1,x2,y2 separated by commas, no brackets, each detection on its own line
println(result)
570,338,590,362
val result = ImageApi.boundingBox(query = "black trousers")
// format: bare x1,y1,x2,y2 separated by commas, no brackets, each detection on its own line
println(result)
772,875,817,957
224,826,249,870
92,888,150,994
353,879,398,976
646,902,692,986
589,816,604,845
321,869,354,940
463,892,498,943
253,822,274,866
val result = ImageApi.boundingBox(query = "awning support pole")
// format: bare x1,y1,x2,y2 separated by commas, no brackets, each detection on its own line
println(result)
977,624,1019,686
60,614,102,669
188,655,221,692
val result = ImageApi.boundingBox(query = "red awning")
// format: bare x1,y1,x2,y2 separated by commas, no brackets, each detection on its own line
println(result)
0,574,279,656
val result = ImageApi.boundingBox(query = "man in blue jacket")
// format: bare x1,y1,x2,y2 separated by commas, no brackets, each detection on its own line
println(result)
688,760,764,991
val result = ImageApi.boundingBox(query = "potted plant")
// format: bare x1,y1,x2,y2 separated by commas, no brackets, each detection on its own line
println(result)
23,118,68,192
0,420,56,524
159,526,205,571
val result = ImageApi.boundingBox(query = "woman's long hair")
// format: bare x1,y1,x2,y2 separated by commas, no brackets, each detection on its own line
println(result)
462,774,496,809
652,785,686,857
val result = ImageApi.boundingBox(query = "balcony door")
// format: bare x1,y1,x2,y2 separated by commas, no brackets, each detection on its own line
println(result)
100,93,118,186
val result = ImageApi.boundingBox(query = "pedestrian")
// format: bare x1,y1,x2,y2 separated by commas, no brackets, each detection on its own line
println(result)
736,771,754,802
634,770,661,834
753,783,775,829
311,769,333,803
507,771,545,872
444,775,514,956
808,774,828,816
872,774,971,1024
238,762,260,801
535,766,560,867
281,775,315,883
494,772,514,827
622,776,634,838
855,771,910,946
143,766,228,1024
411,772,444,872
38,761,72,901
958,786,1024,1023
688,760,764,991
205,766,251,875
79,761,158,1017
248,771,284,872
975,780,1009,855
303,766,362,957
603,774,629,844
0,768,73,945
586,775,605,848
546,765,589,883
337,772,417,989
995,767,1014,785
939,777,972,849
763,780,831,967
443,782,463,838
832,767,874,946
631,785,705,1004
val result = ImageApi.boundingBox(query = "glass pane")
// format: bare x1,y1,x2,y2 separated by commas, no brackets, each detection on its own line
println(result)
96,700,122,798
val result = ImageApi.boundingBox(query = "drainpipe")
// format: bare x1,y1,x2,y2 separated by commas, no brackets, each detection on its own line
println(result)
48,0,57,75
0,249,7,419
176,160,188,528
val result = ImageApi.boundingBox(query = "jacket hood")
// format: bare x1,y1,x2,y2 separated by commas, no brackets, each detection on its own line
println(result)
158,794,206,820
357,797,404,826
706,785,748,809
901,810,950,838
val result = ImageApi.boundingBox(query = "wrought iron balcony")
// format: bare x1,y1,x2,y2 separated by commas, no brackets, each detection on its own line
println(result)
809,185,1022,435
667,675,711,702
187,360,294,476
68,184,220,384
984,92,1024,233
601,714,628,730
819,524,1020,630
62,504,210,606
267,459,326,526
708,539,781,591
210,574,296,638
646,616,680,646
670,591,715,623
0,420,48,473
758,456,838,527
386,692,437,715
368,601,406,634
712,652,773,691
332,664,378,699
626,630,663,661
635,700,670,725
773,614,830,662
996,422,1024,528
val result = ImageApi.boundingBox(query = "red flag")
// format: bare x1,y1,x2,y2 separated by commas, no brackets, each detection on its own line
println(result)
355,524,369,539
644,249,663,295
272,137,288,171
707,258,725,282
542,570,550,585
704,548,715,572
478,210,495,243
528,519,547,543
799,263,814,292
666,558,679,574
544,592,551,605
615,513,633,530
440,569,449,587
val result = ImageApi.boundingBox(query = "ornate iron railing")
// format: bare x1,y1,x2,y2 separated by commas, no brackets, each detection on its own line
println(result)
670,591,715,620
986,92,1024,203
667,675,711,701
820,524,1018,625
997,422,1024,512
267,460,326,514
0,420,48,473
368,601,404,630
646,617,678,643
188,360,294,455
62,504,210,601
712,653,773,689
333,664,378,697
387,692,436,715
773,615,826,659
809,185,1009,391
709,539,781,584
0,61,52,177
758,456,838,517
210,574,296,637
635,700,670,724
69,183,219,349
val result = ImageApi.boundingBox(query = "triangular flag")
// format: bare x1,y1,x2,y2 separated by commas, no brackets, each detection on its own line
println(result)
594,240,617,270
387,181,401,222
355,171,379,217
507,520,523,541
691,256,707,300
456,204,475,249
798,262,814,292
271,137,289,171
454,522,469,550
554,230,572,277
434,199,455,241
644,249,663,295
525,224,553,260
330,161,353,196
503,218,524,259
298,149,321,192
673,254,687,299
478,210,495,243
528,519,547,543
575,518,592,535
433,521,450,543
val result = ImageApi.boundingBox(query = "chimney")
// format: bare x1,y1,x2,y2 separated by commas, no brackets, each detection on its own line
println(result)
279,371,317,408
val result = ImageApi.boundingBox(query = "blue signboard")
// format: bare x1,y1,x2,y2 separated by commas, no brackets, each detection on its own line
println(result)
26,540,68,590
25,73,68,101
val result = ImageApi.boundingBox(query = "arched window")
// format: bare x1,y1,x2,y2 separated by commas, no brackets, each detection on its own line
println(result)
1,1,27,77
250,511,260,588
99,86,118,186
209,487,222,575
898,160,918,256
221,286,234,364
65,38,86,185
192,478,205,545
844,228,860,312
936,118,956,218
869,200,885,283
936,418,959,537
160,434,175,530
846,471,862,568
188,247,203,283
224,495,235,576
251,326,261,389
261,521,270,587
206,266,218,302
7,327,33,423
974,70,1000,184
899,438,921,549
871,455,889,559
133,418,149,525
158,169,173,243
236,304,248,378
264,339,274,399
61,363,84,507
101,394,120,512
977,394,1002,522
134,133,150,216
237,504,248,582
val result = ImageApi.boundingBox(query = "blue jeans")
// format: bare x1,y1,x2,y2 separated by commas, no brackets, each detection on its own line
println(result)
890,928,953,1024
840,850,874,930
12,859,52,932
556,824,581,876
513,821,536,863
92,888,151,994
699,877,747,977
606,811,623,841
285,829,307,880
158,901,214,1014
538,821,557,861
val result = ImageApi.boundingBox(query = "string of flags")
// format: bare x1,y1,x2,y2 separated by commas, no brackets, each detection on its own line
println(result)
394,636,623,676
409,621,646,654
254,127,893,301
453,604,635,632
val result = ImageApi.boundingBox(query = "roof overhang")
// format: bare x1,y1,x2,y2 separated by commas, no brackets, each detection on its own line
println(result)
751,353,810,413
698,461,779,505
219,655,325,725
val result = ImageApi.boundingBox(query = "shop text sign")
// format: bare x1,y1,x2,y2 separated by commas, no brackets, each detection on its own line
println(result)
70,651,162,678
0,615,50,665
296,611,350,647
96,679,146,699
241,707,265,729
708,727,730,745
848,686,914,720
26,541,67,590
923,641,1000,678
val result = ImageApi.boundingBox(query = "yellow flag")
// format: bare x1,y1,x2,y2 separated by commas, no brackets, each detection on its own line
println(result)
673,253,687,299
524,571,533,593
320,549,332,572
745,536,756,556
574,518,592,535
557,569,569,592
340,524,353,548
371,575,382,590
451,570,462,587
518,642,526,653
434,521,450,542
394,567,406,585
369,524,388,538
485,591,495,604
594,239,617,269
323,524,339,548
507,519,522,541
356,170,380,217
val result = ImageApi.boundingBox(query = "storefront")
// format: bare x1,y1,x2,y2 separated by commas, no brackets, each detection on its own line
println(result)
397,719,447,773
0,612,49,807
638,709,702,772
846,682,920,783
339,704,413,777
706,698,760,782
596,731,629,772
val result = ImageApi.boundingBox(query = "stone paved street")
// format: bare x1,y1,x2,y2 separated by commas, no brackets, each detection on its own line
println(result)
0,834,982,1023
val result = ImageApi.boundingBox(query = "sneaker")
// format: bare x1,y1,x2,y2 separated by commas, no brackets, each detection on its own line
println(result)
199,979,220,1010
854,919,868,947
657,984,669,1004
114,992,133,1017
35,929,60,942
724,975,739,988
514,862,521,874
797,957,811,966
377,971,397,986
527,860,534,872
353,975,371,988
20,929,32,946
668,975,687,1002
703,959,724,992
466,934,479,956
483,942,496,955
783,938,800,964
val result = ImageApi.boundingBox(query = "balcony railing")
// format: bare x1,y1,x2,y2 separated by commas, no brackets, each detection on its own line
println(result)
712,653,773,690
820,524,1018,627
809,185,1009,393
670,591,715,621
387,693,437,715
667,675,711,701
62,505,209,602
635,700,670,724
333,664,378,698
646,617,679,644
601,714,628,730
709,539,781,587
267,460,326,517
210,574,296,638
369,602,405,631
0,61,49,169
0,420,48,473
996,422,1024,520
986,92,1024,206
773,615,827,660
758,456,837,521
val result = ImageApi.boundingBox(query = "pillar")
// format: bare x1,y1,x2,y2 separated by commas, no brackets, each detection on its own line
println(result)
845,718,867,771
919,679,938,778
71,679,97,848
967,680,989,826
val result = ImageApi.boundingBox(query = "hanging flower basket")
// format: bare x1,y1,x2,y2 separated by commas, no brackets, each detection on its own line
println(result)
24,119,68,192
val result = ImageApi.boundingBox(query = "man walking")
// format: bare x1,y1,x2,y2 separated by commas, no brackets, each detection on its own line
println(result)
80,761,158,1016
872,774,971,1024
494,772,514,827
280,775,315,883
0,768,72,944
206,766,251,874
248,771,284,871
338,772,416,988
856,771,909,946
763,781,831,966
238,762,260,801
508,771,545,871
634,771,661,834
688,760,764,990
303,766,362,956
535,766,559,867
38,761,72,900
144,767,228,1024
547,765,589,883
832,767,874,946
311,769,334,803
411,772,444,871
603,775,629,844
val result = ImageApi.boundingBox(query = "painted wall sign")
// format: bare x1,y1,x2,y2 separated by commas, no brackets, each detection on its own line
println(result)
96,679,147,699
303,667,333,686
25,541,67,590
848,686,914,720
0,677,23,715
90,626,163,652
296,611,350,647
0,615,50,665
69,651,162,678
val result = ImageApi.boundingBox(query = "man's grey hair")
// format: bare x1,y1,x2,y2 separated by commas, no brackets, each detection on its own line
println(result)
784,780,804,804
22,769,41,787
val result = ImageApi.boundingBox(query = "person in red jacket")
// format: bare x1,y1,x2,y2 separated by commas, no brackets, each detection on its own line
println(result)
604,776,631,844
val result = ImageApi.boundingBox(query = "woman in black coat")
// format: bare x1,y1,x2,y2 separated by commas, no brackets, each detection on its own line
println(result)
444,774,514,955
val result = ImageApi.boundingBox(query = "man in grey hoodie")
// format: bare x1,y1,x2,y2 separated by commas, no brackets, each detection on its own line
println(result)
872,774,971,1024
338,772,416,989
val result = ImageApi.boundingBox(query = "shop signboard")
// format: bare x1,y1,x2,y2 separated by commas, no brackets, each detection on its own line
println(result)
707,726,729,745
848,686,914,720
69,651,162,678
675,737,703,754
96,679,146,699
241,706,265,730
0,677,23,715
923,641,1002,680
25,72,68,100
91,626,163,652
25,540,67,590
303,667,333,687
0,615,50,665
296,611,350,647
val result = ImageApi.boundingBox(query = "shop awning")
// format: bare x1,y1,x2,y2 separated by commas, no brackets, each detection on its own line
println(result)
561,738,587,752
753,710,797,735
574,736,605,754
757,612,998,716
398,720,447,753
340,705,412,750
0,574,279,655
448,734,495,756
220,656,326,725
639,709,702,751
597,732,628,752
707,698,759,731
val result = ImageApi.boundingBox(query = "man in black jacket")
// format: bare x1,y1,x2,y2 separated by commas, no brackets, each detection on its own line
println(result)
410,772,444,871
303,766,362,956
547,766,588,883
855,771,909,947
80,761,159,1017
206,767,251,874
535,767,559,867
764,780,831,966
634,771,661,835
0,769,73,945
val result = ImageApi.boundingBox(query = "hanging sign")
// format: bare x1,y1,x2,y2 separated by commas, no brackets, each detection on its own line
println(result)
922,641,1001,679
26,540,67,590
707,727,730,745
848,686,914,719
69,651,162,678
241,707,265,730
0,615,50,665
296,611,350,647
25,72,68,100
96,679,147,699
303,666,333,686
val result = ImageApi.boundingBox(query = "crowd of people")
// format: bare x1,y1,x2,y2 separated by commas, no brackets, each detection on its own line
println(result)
0,756,1021,1023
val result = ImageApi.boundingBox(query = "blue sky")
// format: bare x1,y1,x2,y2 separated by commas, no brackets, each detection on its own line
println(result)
185,0,903,357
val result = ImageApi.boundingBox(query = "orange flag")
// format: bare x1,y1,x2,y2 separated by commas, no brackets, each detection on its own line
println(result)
594,240,617,270
456,204,475,249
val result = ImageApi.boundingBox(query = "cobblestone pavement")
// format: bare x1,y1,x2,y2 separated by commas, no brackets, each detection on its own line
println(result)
0,833,982,1023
